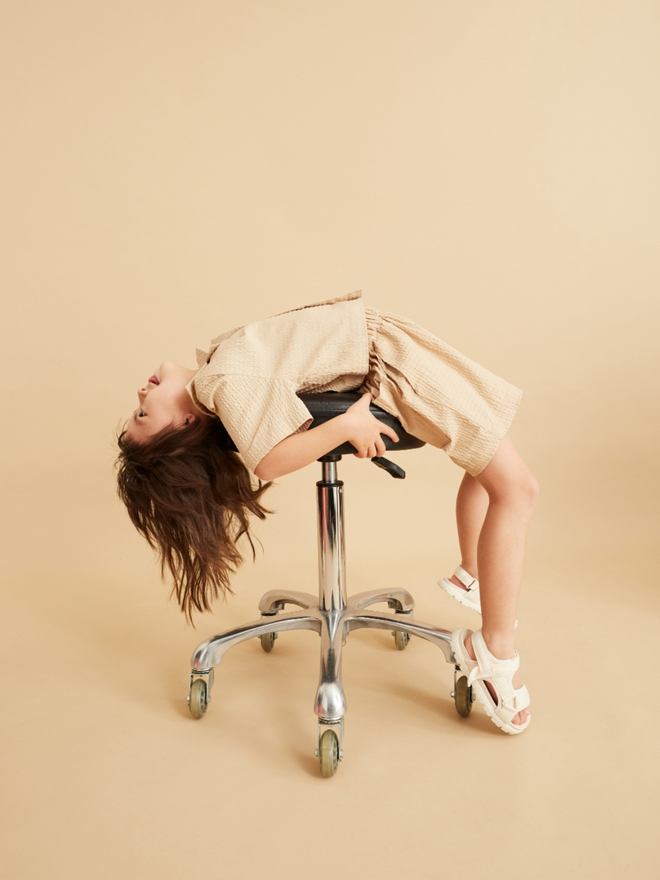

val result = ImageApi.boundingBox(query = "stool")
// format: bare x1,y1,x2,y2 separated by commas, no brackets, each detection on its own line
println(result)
187,392,472,776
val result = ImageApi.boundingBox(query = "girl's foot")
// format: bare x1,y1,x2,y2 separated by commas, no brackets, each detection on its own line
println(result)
464,632,530,729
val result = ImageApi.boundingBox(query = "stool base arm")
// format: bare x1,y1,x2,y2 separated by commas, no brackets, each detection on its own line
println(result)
258,589,317,614
348,587,415,613
346,611,453,662
191,610,322,672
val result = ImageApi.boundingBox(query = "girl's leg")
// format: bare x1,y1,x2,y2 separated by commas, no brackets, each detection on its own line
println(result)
464,435,538,727
448,471,489,587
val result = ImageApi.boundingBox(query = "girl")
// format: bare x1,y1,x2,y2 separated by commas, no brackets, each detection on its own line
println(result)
116,291,538,734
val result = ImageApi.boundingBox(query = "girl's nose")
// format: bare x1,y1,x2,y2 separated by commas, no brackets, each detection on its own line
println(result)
138,388,146,403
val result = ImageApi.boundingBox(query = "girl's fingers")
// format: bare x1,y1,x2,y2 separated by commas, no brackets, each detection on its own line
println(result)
378,420,399,444
348,399,401,459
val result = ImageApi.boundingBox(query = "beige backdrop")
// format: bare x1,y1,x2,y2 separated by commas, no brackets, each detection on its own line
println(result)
2,2,659,878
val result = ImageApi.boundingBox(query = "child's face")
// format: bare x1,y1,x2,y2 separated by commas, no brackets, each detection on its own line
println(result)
124,361,200,442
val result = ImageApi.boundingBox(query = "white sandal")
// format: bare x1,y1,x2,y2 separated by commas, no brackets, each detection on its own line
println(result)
451,628,531,735
439,567,518,629
439,566,481,613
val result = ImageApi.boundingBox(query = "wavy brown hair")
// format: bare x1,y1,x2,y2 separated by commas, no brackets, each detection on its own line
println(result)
115,417,272,623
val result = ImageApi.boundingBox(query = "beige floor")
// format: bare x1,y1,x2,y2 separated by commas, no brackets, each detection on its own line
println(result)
2,445,659,880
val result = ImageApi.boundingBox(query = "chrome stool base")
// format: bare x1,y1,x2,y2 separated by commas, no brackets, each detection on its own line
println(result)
188,458,457,776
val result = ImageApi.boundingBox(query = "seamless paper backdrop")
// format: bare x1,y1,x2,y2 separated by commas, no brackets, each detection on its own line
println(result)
1,2,659,879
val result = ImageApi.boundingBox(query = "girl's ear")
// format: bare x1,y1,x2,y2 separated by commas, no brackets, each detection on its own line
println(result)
184,413,197,427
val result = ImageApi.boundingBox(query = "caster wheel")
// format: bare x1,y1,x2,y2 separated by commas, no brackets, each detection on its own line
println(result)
318,729,339,778
260,632,277,652
188,679,208,719
454,675,473,717
393,630,410,650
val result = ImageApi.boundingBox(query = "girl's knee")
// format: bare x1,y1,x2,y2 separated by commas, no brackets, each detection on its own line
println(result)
494,469,538,511
478,440,539,510
528,471,540,504
521,469,539,509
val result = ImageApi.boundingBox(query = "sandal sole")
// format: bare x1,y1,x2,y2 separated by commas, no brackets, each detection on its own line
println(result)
438,578,481,614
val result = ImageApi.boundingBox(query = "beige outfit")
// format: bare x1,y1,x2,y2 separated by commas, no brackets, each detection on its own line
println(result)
186,291,522,476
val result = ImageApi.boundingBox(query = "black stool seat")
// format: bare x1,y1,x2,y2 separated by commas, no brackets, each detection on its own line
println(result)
221,391,425,476
298,391,425,456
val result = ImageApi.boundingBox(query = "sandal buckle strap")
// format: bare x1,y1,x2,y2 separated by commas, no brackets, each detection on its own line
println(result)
454,565,478,592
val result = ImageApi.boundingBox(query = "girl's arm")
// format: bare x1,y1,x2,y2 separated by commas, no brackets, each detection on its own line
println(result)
254,392,399,481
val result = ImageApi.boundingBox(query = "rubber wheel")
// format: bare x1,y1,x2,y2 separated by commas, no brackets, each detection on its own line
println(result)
318,729,339,778
454,675,473,717
260,632,277,652
188,679,208,719
393,630,410,650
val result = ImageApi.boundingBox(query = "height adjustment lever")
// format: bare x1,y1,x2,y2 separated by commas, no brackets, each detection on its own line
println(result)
371,456,406,479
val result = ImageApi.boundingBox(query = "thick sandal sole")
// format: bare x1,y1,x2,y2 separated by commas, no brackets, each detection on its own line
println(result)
470,680,531,736
438,578,481,614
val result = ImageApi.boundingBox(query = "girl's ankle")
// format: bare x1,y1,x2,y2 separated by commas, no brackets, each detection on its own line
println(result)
460,562,478,581
479,629,516,660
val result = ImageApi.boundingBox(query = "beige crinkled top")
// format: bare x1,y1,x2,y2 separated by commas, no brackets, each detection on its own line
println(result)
186,291,369,473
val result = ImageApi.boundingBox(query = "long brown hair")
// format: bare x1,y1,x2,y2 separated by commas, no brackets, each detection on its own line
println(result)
115,417,272,623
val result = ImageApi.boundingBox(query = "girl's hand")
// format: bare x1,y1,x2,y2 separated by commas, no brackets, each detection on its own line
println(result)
343,392,399,459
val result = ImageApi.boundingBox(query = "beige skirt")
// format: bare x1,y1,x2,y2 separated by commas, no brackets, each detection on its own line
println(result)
362,308,522,476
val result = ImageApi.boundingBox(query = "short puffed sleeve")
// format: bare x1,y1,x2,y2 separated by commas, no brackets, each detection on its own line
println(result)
206,375,314,474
